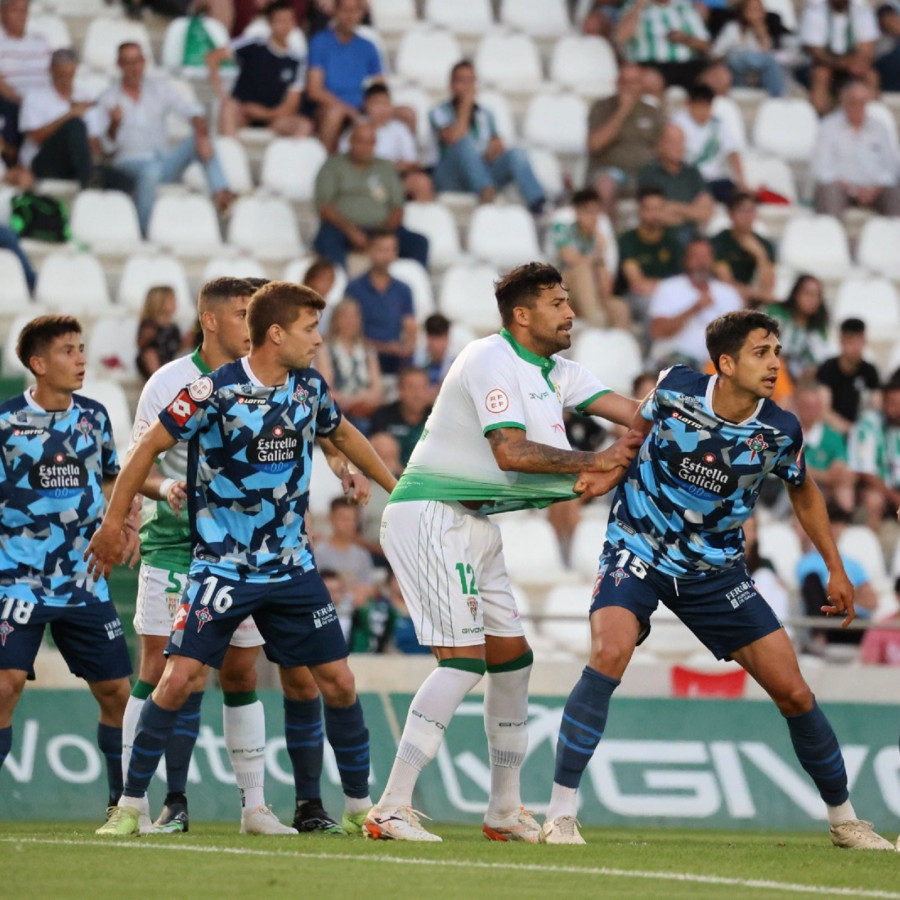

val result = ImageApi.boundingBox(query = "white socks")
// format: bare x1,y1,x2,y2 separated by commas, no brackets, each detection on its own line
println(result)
121,694,145,783
546,783,579,822
223,700,267,811
826,799,857,827
483,664,531,822
378,665,482,809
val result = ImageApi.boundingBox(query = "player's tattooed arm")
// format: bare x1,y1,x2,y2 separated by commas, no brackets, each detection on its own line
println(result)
486,427,643,475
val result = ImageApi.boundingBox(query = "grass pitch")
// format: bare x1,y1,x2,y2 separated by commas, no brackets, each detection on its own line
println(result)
3,821,900,900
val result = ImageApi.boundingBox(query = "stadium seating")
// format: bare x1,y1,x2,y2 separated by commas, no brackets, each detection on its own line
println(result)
474,32,543,95
147,193,224,257
402,201,464,270
752,98,819,161
497,513,573,588
549,35,617,99
476,90,518,145
260,137,328,202
369,0,418,33
499,0,571,38
388,258,436,320
78,376,133,457
226,195,305,261
423,0,494,35
856,217,900,279
522,91,589,157
395,27,462,92
27,12,71,50
161,16,229,78
778,215,852,282
117,253,194,331
0,249,32,326
541,583,593,656
184,137,254,196
570,327,643,396
201,255,268,283
34,250,114,319
85,315,140,385
70,189,143,256
438,263,502,334
466,204,541,270
832,277,900,338
81,17,154,72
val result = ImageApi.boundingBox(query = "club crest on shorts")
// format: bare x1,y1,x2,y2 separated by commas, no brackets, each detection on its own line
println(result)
0,620,13,646
195,607,213,631
612,567,629,586
467,597,478,621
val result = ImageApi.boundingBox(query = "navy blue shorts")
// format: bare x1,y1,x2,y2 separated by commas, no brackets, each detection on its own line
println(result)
167,568,347,670
0,599,132,682
590,544,782,660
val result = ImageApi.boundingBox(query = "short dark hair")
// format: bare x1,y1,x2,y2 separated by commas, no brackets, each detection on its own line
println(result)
727,190,757,211
706,310,780,373
329,496,357,513
572,187,600,207
424,313,451,336
263,0,294,17
840,317,866,335
243,277,270,291
825,499,852,524
246,281,325,348
783,274,828,332
300,258,335,288
198,277,254,314
450,59,474,79
687,82,715,104
16,314,82,373
364,82,390,101
883,374,900,393
637,185,666,203
495,262,564,328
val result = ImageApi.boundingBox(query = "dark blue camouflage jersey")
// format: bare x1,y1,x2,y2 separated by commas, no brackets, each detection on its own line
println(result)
158,358,341,584
606,365,806,577
0,392,119,606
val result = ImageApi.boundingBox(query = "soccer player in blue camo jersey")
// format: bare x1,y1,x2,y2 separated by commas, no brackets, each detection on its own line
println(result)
543,310,895,850
91,282,397,836
0,315,139,820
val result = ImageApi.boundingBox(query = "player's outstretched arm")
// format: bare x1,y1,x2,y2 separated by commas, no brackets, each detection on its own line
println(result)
317,435,372,506
85,421,177,579
326,419,398,495
487,427,643,475
582,392,641,428
787,476,856,627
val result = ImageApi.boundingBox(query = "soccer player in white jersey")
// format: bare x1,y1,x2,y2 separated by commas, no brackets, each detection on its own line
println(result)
126,277,369,835
363,262,644,842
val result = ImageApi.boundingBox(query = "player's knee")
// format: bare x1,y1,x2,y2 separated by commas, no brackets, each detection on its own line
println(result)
155,666,196,710
588,642,632,679
316,666,356,707
776,683,814,717
0,675,26,719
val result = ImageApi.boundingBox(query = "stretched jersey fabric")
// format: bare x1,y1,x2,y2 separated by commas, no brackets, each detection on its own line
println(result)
130,349,210,572
607,365,806,577
390,329,610,513
157,357,341,583
0,390,119,605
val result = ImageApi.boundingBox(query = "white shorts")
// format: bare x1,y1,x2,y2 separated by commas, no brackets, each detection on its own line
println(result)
134,562,264,647
381,500,525,647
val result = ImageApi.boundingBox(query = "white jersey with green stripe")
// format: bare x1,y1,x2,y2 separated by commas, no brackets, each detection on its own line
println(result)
389,329,610,513
129,348,211,570
847,410,900,489
624,0,708,63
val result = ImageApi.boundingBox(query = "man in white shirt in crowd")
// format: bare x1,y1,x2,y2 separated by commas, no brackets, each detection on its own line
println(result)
0,0,50,160
88,41,235,235
812,79,900,220
648,237,743,368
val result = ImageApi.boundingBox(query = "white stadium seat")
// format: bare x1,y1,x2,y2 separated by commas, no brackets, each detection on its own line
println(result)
570,327,643,396
85,315,140,384
78,376,132,457
438,263,502,334
757,520,802,588
523,91,588,156
778,215,851,281
27,13,71,49
527,147,565,203
497,514,572,588
225,195,304,261
0,249,32,321
161,16,230,77
833,277,900,335
541,583,594,656
474,32,543,94
369,0,418,32
856,217,900,279
402,201,463,270
466,204,541,270
2,311,42,378
742,151,798,204
147,193,224,257
81,18,154,72
395,27,462,92
423,0,494,35
569,518,607,581
201,255,268,283
476,90,517,145
35,250,113,318
260,137,328,201
389,258,436,320
500,0,571,37
752,98,818,161
183,137,254,195
713,95,748,150
549,35,617,99
118,253,193,332
70,189,143,255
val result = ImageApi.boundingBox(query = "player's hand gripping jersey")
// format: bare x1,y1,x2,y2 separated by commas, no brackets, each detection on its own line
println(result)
158,358,341,583
606,365,806,577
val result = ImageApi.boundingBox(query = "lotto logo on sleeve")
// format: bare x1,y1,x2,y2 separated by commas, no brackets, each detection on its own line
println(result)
485,388,509,414
167,389,198,427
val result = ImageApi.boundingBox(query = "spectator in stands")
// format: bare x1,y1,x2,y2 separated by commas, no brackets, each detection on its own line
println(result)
369,367,431,466
135,285,184,382
344,229,417,378
349,579,394,654
339,83,433,202
812,80,900,220
799,0,880,114
305,0,383,152
359,430,403,550
18,49,123,189
860,575,900,664
636,123,715,245
414,313,455,405
384,571,429,655
207,0,313,138
314,496,377,598
586,63,666,211
0,155,35,291
711,191,776,306
89,42,236,235
429,60,546,215
648,237,743,368
671,82,746,202
793,376,855,512
849,375,900,530
300,256,336,302
312,122,428,268
314,297,383,433
551,187,627,328
616,185,684,329
766,274,831,381
816,317,880,434
710,0,790,96
799,502,877,651
875,3,900,92
0,0,51,163
616,0,711,88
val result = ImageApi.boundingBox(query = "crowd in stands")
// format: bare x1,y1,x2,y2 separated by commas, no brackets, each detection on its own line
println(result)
6,0,900,662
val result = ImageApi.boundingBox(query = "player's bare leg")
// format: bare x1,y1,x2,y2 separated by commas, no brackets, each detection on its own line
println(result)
0,669,28,774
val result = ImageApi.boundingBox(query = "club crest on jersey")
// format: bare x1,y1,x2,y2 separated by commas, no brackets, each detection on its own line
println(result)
612,567,629,586
195,607,213,631
467,597,478,621
75,416,93,437
0,620,13,646
293,384,310,406
485,388,509,414
745,433,769,461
